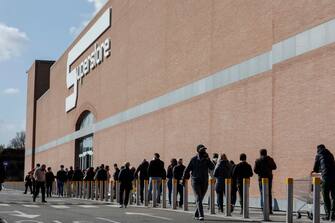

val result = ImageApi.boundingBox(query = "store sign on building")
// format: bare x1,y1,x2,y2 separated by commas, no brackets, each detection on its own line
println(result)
65,8,112,112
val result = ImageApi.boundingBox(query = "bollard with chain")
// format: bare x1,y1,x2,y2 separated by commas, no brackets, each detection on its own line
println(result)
152,179,157,208
313,177,321,223
183,179,189,211
225,178,232,217
172,179,178,209
162,179,167,208
243,178,250,218
286,178,293,223
210,178,216,214
144,179,149,206
136,177,141,206
262,178,270,221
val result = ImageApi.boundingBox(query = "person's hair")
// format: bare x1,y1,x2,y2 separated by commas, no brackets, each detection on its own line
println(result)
60,165,64,168
114,163,118,167
260,149,267,156
154,153,160,159
213,153,219,159
100,164,104,168
240,153,247,161
178,158,183,163
36,163,40,167
170,158,177,166
220,154,228,161
317,144,326,150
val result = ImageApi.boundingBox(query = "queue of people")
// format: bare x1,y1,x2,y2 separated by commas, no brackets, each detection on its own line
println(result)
19,143,335,222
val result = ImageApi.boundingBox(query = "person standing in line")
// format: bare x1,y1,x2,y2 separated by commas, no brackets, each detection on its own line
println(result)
230,160,237,212
118,162,134,208
33,164,47,202
45,167,55,198
113,163,120,199
0,162,5,191
167,158,178,206
148,153,166,204
31,163,40,195
135,159,149,204
73,167,84,181
254,149,277,214
183,144,215,221
312,144,335,221
212,153,219,166
173,158,186,208
213,154,232,213
24,172,33,194
232,153,253,214
56,165,67,197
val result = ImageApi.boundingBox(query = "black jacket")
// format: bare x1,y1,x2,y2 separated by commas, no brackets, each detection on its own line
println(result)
118,167,134,190
45,172,55,184
95,168,107,181
313,147,335,182
148,158,166,178
84,169,95,181
167,164,177,179
56,170,67,182
67,169,74,181
72,169,84,181
254,156,277,180
173,164,186,181
214,160,232,180
113,168,120,181
232,161,253,185
135,161,149,180
0,164,5,183
183,155,215,183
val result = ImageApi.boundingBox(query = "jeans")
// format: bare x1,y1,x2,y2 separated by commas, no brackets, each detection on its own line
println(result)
321,181,335,216
119,184,131,206
237,183,244,208
215,181,225,212
33,182,46,202
24,183,33,194
149,177,162,203
192,180,208,218
258,178,273,212
46,183,53,197
57,180,64,196
139,178,145,203
167,179,172,205
177,182,184,207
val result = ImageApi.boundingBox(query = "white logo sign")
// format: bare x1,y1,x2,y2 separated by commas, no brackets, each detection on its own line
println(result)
66,8,111,112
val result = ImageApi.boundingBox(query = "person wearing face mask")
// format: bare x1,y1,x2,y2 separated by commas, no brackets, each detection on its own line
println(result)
183,144,215,221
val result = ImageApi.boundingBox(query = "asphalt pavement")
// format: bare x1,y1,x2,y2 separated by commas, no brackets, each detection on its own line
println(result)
0,189,247,223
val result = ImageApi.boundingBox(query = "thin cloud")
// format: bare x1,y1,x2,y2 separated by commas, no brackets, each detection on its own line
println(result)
0,23,28,62
3,88,20,95
69,0,108,36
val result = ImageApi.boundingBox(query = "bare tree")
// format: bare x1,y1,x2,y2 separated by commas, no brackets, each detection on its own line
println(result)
8,131,25,149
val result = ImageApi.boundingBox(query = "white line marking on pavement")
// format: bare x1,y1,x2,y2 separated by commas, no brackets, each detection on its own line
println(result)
0,210,40,219
50,205,70,209
96,217,121,223
125,212,172,221
105,205,119,208
53,221,63,223
22,205,40,208
77,205,98,208
0,204,10,206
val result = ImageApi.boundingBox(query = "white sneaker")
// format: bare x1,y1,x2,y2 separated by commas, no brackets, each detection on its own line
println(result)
198,217,204,221
119,205,124,208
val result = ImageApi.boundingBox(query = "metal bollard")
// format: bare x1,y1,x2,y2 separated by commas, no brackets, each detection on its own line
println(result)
116,181,120,204
243,178,250,218
83,181,87,199
152,179,157,208
105,181,109,202
90,181,94,200
144,180,149,206
162,179,167,208
286,178,293,223
210,178,216,214
110,180,114,203
262,178,270,221
136,178,141,206
225,178,232,217
95,181,99,201
313,177,321,223
100,181,104,201
172,179,177,209
183,179,189,211
76,181,80,198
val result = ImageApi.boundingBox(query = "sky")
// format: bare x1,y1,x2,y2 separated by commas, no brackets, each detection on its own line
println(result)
0,0,108,146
